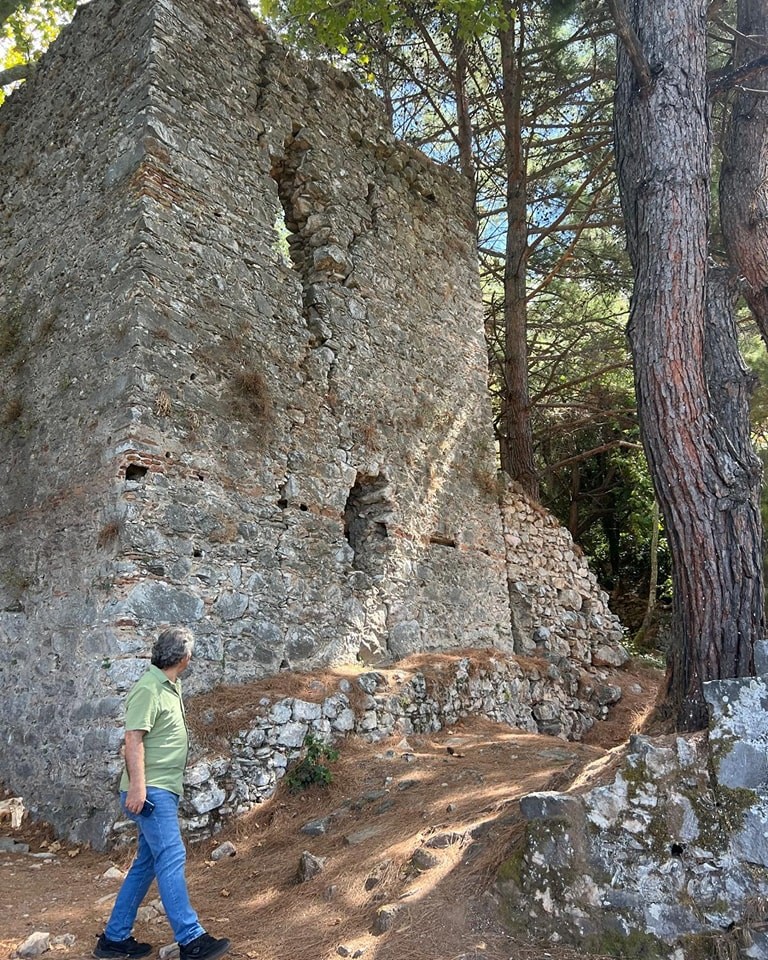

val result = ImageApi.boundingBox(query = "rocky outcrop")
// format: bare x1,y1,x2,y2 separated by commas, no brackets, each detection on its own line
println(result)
499,665,768,959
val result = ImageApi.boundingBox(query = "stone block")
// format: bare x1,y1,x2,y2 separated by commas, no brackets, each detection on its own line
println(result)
519,792,583,821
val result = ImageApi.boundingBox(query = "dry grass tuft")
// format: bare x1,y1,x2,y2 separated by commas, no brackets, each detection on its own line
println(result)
96,520,121,549
231,366,272,421
1,396,22,426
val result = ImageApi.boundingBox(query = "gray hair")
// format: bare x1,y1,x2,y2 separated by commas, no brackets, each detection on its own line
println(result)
151,627,194,669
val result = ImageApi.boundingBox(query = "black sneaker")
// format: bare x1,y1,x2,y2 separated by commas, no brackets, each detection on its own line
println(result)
179,934,231,960
93,935,153,958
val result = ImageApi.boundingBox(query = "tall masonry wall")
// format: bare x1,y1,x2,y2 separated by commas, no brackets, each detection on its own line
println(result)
0,0,511,845
0,0,626,847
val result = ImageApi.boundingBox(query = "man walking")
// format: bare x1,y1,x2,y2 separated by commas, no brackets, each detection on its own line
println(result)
94,627,231,960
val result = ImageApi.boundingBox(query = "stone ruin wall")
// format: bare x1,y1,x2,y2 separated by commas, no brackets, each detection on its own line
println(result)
502,484,626,667
0,0,626,847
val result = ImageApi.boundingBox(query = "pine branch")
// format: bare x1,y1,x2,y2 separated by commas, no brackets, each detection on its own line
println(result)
0,63,32,86
710,54,768,96
606,0,652,93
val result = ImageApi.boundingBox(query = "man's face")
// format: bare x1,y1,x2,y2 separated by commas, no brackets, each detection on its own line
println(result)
179,653,192,674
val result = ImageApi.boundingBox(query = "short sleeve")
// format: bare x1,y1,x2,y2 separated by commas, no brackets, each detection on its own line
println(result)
124,683,158,733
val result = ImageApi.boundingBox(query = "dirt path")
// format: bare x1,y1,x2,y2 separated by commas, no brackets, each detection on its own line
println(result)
1,662,662,960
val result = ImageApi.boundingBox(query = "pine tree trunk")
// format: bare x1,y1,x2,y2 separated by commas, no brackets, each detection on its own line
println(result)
614,0,763,729
720,0,768,338
637,498,659,642
499,5,538,499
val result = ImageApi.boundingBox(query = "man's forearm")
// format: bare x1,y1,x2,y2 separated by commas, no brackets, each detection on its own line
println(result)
124,730,147,812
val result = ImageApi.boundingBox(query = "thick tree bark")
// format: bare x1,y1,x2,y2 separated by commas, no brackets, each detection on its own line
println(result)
499,5,539,499
614,0,763,730
636,497,660,643
720,0,768,339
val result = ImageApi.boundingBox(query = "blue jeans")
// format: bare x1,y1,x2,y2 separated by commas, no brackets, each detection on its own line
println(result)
105,787,205,946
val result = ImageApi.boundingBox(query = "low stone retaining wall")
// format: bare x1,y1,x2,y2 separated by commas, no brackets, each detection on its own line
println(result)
114,654,623,842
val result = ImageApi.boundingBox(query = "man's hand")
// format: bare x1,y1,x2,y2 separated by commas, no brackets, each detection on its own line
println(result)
125,784,147,814
123,729,147,813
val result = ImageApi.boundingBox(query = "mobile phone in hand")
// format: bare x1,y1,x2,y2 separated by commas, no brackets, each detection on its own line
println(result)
139,799,155,817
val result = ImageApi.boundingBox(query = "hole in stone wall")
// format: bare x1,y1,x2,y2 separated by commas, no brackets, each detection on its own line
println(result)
269,129,314,283
343,473,393,571
125,464,148,481
670,843,685,858
272,207,293,266
429,533,457,548
270,153,304,275
193,548,203,558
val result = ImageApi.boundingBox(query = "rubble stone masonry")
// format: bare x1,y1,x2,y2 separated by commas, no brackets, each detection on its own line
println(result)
0,0,625,846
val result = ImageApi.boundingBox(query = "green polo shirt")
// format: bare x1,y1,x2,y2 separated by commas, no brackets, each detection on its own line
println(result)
119,665,188,797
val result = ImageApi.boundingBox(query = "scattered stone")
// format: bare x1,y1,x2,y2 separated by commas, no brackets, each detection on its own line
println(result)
301,816,332,837
344,825,385,845
425,832,464,849
15,932,50,958
355,790,387,806
0,796,25,829
102,866,124,880
297,850,327,882
411,848,440,870
372,904,401,935
210,841,237,861
0,837,29,854
50,935,76,950
364,860,392,891
136,900,164,924
158,944,179,959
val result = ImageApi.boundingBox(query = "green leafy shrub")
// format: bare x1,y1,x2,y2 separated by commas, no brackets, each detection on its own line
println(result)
285,733,339,792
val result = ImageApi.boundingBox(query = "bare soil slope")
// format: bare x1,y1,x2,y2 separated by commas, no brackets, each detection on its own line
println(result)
0,660,662,960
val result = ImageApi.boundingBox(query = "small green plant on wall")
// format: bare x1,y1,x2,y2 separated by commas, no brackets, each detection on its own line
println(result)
285,733,339,792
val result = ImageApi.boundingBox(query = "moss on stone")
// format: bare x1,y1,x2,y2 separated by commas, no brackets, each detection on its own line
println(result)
582,926,667,959
496,848,524,887
685,782,756,851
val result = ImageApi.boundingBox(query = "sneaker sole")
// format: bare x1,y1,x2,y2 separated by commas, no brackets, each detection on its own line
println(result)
181,942,231,960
